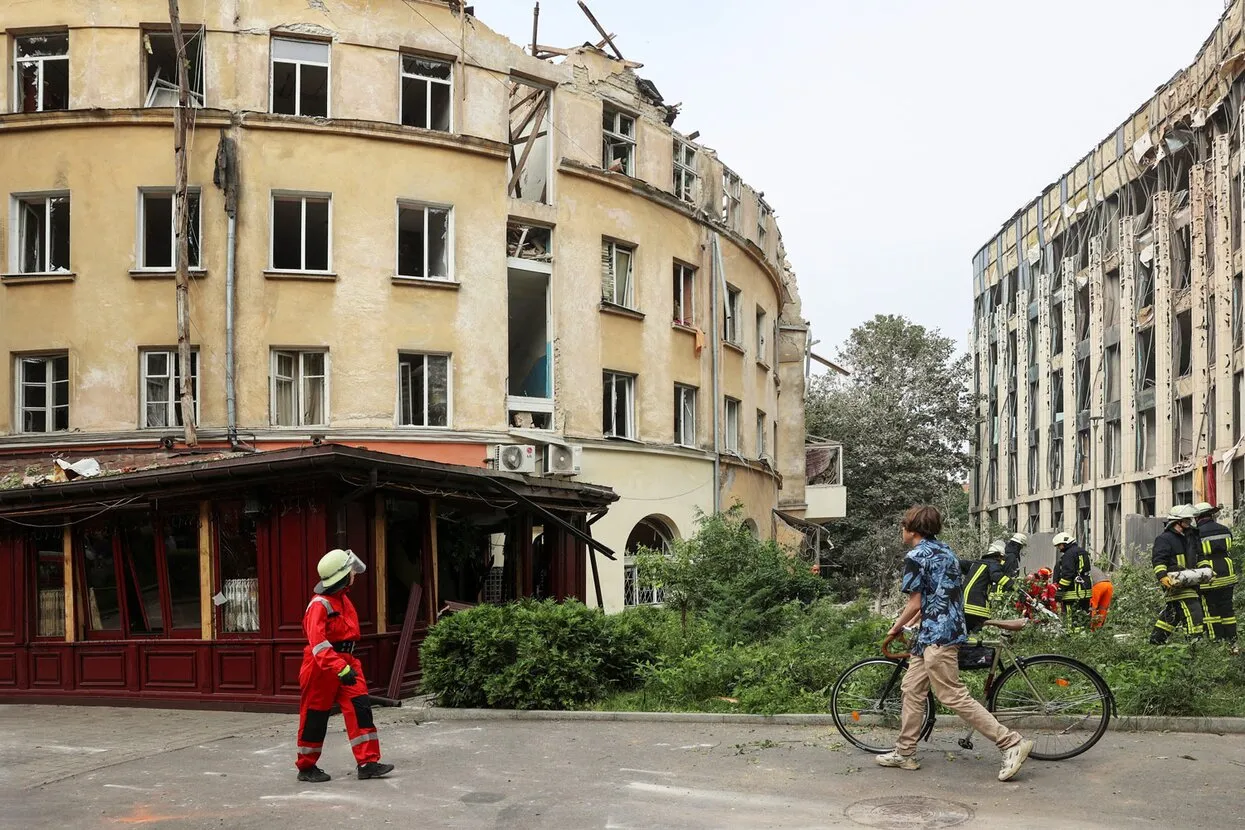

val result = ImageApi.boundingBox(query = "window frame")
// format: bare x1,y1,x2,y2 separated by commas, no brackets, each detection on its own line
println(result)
722,169,742,230
11,191,70,274
395,200,454,280
15,352,69,434
756,409,767,459
723,284,742,345
269,36,331,117
603,370,637,439
141,28,206,108
602,239,636,309
602,107,636,176
269,348,330,427
674,384,697,448
397,352,452,428
673,137,698,203
137,187,202,271
755,306,768,364
139,348,201,429
757,202,771,248
399,52,453,131
724,397,741,453
673,262,696,326
269,191,332,273
13,32,69,113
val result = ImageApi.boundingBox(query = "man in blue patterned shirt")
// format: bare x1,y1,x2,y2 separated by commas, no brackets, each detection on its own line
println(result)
876,505,1035,781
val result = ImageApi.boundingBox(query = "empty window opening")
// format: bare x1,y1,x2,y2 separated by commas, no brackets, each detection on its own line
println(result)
1209,294,1218,366
397,203,451,280
1207,200,1218,276
602,108,635,175
723,285,741,344
1075,283,1090,343
673,138,697,203
1049,433,1064,490
139,189,201,270
15,33,69,113
1050,300,1064,356
144,29,204,107
506,221,552,262
722,169,742,231
1137,478,1157,517
271,194,330,271
398,353,449,427
17,353,69,433
1074,428,1090,485
1137,408,1157,470
1076,356,1091,413
1104,268,1121,329
756,410,767,458
1234,174,1242,252
601,240,636,308
1105,345,1120,404
1135,256,1155,315
400,55,451,131
1105,419,1122,477
15,194,70,274
724,397,741,453
1076,492,1092,550
1175,310,1193,378
1103,486,1122,563
1050,369,1064,421
1236,371,1244,442
508,79,551,203
756,307,768,363
674,384,697,447
1172,471,1194,507
1137,328,1156,390
603,371,636,439
1004,269,1018,317
1051,498,1064,533
1234,273,1244,347
270,38,329,117
1027,502,1041,534
507,267,551,402
271,350,327,426
673,263,696,326
1175,396,1195,460
1209,387,1218,452
1173,223,1192,291
141,349,199,428
757,203,771,249
1027,318,1038,368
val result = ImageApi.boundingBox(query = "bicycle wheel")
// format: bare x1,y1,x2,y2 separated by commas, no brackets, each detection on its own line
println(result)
831,657,932,753
987,655,1111,761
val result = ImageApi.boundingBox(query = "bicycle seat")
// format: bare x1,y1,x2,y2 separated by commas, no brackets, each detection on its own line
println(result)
983,618,1029,632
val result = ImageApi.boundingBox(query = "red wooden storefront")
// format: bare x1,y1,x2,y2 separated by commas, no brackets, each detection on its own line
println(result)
0,445,617,711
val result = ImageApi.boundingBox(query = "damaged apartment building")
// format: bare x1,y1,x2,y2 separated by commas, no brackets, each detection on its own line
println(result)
972,0,1245,562
0,0,838,638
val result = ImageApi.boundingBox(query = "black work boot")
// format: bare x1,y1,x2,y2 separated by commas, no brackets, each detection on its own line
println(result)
357,762,394,780
297,766,331,783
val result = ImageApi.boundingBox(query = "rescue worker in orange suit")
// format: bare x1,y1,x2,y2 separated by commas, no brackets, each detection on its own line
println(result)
1150,505,1206,644
1052,532,1093,626
295,548,395,783
1193,502,1237,645
1088,563,1113,631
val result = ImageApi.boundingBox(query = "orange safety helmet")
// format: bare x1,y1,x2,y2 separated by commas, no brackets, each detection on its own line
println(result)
1037,567,1052,578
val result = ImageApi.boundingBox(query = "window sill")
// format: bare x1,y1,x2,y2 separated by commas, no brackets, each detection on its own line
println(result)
2,272,76,285
130,268,207,280
672,322,699,334
600,302,645,321
757,360,772,371
604,433,642,443
263,270,337,282
723,341,745,355
391,276,461,290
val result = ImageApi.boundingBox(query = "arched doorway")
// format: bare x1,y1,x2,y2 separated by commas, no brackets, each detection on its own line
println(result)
742,518,759,539
623,516,675,607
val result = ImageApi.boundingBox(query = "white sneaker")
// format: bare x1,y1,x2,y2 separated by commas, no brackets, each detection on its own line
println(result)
998,739,1034,781
875,751,920,770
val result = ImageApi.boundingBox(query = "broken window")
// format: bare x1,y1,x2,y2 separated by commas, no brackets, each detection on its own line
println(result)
508,265,551,409
1076,356,1090,412
1209,294,1217,366
757,202,771,249
506,221,552,262
141,349,199,428
1234,273,1243,347
1135,255,1155,314
602,107,635,176
674,384,697,447
143,29,204,107
1074,428,1089,485
17,353,69,433
400,55,451,131
1103,486,1121,561
1104,268,1120,330
1050,369,1064,421
15,33,69,113
756,410,767,458
1136,328,1156,390
270,193,330,272
723,285,741,345
1175,310,1192,378
603,371,636,439
1175,396,1195,460
1172,471,1194,507
1105,345,1120,404
1137,479,1156,517
270,37,329,117
756,307,768,364
1027,502,1040,534
601,239,635,308
1050,300,1063,356
14,193,70,273
1105,419,1121,477
1236,372,1243,441
139,189,201,270
508,79,551,203
398,353,449,427
270,349,327,426
1075,283,1090,343
1027,318,1038,368
722,169,742,231
1173,223,1191,291
673,262,696,326
1050,498,1063,533
1234,174,1242,252
723,397,741,453
397,203,451,280
1137,408,1157,470
1209,386,1218,451
673,138,697,203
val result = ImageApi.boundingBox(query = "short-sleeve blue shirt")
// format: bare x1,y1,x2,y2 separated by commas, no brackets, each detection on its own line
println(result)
900,538,968,655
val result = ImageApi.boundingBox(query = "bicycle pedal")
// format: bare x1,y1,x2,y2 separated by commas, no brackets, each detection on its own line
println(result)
958,739,974,750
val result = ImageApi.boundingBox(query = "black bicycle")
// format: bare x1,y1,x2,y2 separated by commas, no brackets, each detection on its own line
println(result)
830,613,1114,761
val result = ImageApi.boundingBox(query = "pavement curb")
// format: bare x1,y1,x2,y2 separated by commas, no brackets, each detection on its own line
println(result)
404,707,1245,734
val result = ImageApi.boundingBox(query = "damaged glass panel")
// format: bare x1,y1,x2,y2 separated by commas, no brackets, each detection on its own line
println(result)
674,384,696,447
270,37,329,117
397,204,452,280
142,349,199,428
19,353,69,433
140,190,201,270
398,353,450,427
602,108,636,175
601,240,635,308
723,285,742,344
673,263,695,326
722,170,742,231
401,55,452,131
144,30,204,107
724,397,740,453
603,371,636,439
17,195,70,274
16,33,69,113
673,138,697,203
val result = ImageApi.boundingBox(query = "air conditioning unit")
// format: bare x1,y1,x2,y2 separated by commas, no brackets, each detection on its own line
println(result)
544,444,583,476
493,444,537,474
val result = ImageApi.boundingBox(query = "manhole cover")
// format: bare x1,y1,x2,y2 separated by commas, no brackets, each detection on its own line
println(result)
844,796,974,829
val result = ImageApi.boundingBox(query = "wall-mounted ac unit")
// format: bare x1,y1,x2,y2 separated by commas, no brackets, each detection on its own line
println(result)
493,444,537,474
544,444,583,476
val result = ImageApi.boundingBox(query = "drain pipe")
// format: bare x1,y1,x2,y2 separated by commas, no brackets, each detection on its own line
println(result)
710,233,723,515
215,131,240,449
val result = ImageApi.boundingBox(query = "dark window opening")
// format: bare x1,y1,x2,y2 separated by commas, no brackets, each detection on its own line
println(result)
16,33,69,113
144,29,204,106
271,195,330,271
1175,310,1193,378
401,55,452,131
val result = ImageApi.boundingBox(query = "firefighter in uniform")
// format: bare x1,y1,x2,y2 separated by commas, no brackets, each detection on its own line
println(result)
1150,505,1206,644
1003,533,1027,580
962,540,1013,633
1052,532,1092,625
295,549,395,783
1193,502,1237,645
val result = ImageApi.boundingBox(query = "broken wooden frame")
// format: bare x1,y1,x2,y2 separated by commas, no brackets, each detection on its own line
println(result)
508,78,552,203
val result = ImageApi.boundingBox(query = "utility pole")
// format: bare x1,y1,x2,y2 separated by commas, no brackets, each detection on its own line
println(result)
169,0,197,446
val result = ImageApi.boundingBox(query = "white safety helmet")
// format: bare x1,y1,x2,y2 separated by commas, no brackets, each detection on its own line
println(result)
986,540,1007,559
1193,502,1217,518
1011,533,1029,546
1052,532,1075,547
316,548,366,592
1165,504,1198,525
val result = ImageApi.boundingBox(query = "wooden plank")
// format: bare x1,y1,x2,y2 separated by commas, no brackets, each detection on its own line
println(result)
577,0,624,59
62,527,74,643
508,95,549,195
199,500,214,640
374,493,387,635
425,499,439,624
385,582,422,701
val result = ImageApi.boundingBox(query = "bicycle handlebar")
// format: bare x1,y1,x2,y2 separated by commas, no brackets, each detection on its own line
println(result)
881,631,911,660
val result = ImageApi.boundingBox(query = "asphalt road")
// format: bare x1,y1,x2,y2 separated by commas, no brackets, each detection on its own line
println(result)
1,704,1242,829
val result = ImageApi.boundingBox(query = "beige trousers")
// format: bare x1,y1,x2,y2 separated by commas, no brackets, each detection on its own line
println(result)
895,644,1021,756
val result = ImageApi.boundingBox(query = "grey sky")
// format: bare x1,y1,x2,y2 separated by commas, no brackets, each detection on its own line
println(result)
475,0,1226,359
